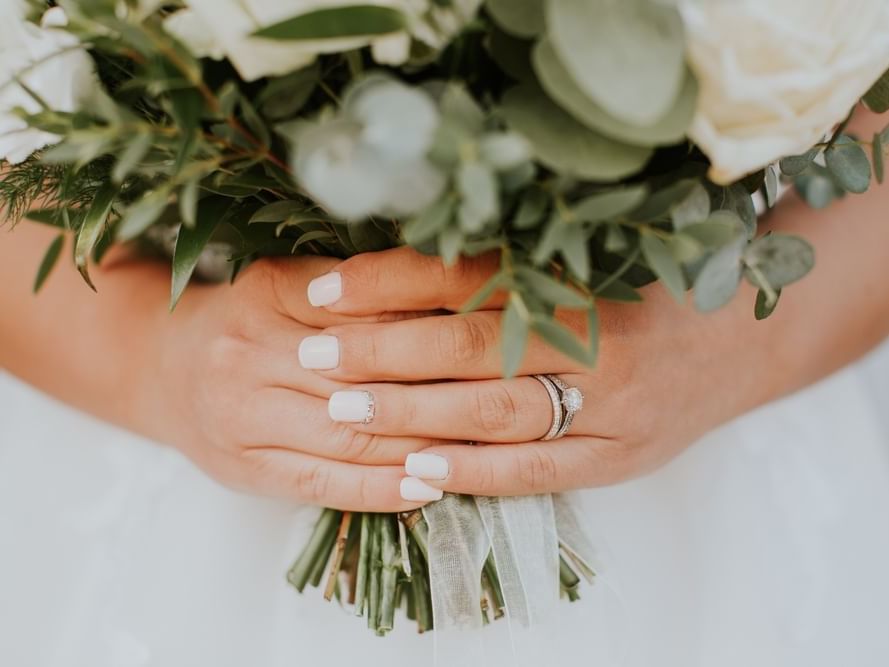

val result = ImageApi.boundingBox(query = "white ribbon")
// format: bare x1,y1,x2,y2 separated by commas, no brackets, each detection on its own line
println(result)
423,493,599,667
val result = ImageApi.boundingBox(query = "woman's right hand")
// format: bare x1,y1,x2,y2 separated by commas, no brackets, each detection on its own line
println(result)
145,256,438,512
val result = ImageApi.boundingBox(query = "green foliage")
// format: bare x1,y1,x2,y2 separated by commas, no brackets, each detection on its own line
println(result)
4,0,887,376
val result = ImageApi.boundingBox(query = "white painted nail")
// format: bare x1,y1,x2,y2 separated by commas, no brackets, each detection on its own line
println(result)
405,453,449,481
298,335,340,370
400,477,444,502
328,390,375,424
307,272,343,307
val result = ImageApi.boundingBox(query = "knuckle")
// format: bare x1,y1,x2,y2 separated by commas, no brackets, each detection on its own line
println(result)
473,384,519,437
331,326,379,375
292,462,333,504
338,254,379,296
516,448,559,491
437,316,491,365
471,455,498,494
333,427,383,463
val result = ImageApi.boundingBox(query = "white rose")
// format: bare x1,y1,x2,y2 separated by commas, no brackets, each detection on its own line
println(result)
166,0,480,81
0,2,98,164
680,0,889,184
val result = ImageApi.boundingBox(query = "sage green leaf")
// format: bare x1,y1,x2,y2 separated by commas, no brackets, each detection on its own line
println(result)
630,179,698,221
112,132,152,184
171,198,231,310
779,148,819,176
439,226,462,265
744,234,814,289
561,224,591,282
75,182,119,290
864,68,889,113
118,188,172,241
179,178,200,228
531,317,593,366
254,6,406,40
33,233,65,294
516,266,590,308
292,230,336,251
640,232,685,303
795,167,843,209
531,211,565,265
348,220,390,253
259,64,319,120
693,240,744,312
825,136,872,194
404,197,454,245
486,0,544,38
711,183,757,238
571,185,648,223
680,212,744,248
500,85,652,182
764,166,779,208
457,161,499,232
533,38,696,147
250,201,308,224
546,0,685,126
873,132,885,185
670,183,710,229
461,271,507,313
513,188,549,230
754,288,781,321
590,271,643,302
502,299,530,378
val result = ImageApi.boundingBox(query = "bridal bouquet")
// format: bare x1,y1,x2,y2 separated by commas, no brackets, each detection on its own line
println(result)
4,0,889,639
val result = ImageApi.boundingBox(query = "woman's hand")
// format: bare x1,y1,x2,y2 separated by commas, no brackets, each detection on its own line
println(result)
300,154,889,501
297,247,767,500
145,255,448,512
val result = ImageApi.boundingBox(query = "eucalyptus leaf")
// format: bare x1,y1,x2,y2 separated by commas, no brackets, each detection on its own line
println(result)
640,232,685,303
560,224,591,282
461,271,507,313
118,187,172,241
486,0,544,38
754,288,781,321
671,183,710,229
545,0,686,126
533,38,697,147
500,85,652,182
764,166,779,208
502,299,530,378
864,68,889,113
516,266,590,308
693,240,744,312
112,132,152,184
572,185,648,223
825,136,872,194
873,132,885,185
513,188,550,230
590,271,643,302
404,197,454,245
744,234,814,289
250,201,309,224
779,148,819,177
531,317,593,366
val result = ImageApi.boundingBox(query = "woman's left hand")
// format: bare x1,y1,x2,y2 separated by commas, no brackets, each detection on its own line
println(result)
296,247,774,501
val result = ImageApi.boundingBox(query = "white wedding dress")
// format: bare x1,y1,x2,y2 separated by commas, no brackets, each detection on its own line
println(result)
3,338,889,667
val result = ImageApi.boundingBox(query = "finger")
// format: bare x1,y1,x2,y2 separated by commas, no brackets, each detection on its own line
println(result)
327,378,559,444
306,246,503,316
245,387,445,466
239,448,428,512
240,256,425,330
398,438,638,498
299,311,588,382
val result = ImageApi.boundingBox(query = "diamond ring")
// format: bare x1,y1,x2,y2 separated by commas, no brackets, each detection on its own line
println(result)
544,375,584,440
532,375,564,441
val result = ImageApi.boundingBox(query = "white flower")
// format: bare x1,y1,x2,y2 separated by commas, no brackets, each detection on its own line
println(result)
166,0,481,82
0,2,97,164
294,76,445,220
680,0,889,184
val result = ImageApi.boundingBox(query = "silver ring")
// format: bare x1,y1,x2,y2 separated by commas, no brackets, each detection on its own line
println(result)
546,375,585,439
532,375,564,441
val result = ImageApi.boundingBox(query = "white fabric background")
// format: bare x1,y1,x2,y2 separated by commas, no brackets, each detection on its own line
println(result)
2,340,889,666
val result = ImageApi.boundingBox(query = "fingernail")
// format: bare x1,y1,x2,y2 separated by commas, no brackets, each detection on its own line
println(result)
328,390,375,424
308,272,342,307
400,477,444,502
298,335,340,370
405,453,449,481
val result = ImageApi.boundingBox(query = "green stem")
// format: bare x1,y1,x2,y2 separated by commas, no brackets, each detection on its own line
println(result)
367,514,382,633
287,509,340,593
482,554,506,619
378,517,400,634
353,512,371,617
408,538,434,633
559,555,582,602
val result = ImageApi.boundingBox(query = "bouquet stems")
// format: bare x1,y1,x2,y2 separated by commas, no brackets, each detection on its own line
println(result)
288,507,588,635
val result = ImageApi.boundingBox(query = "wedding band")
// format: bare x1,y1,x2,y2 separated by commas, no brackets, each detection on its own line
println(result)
546,375,585,439
533,375,564,441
